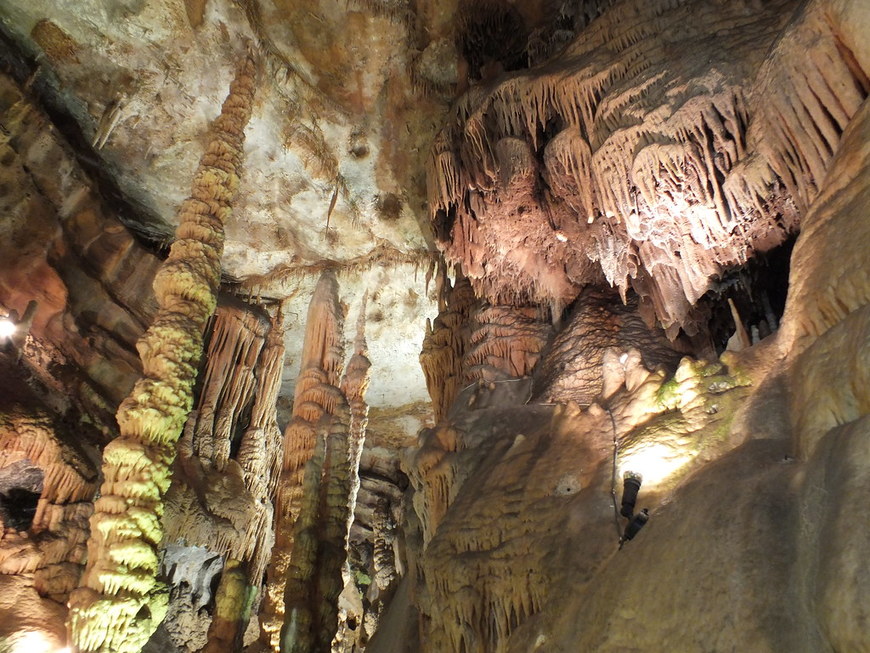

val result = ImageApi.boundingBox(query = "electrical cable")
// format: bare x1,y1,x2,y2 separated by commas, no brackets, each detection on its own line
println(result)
606,406,622,537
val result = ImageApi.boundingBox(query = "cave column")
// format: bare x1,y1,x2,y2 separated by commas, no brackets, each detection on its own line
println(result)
66,49,258,653
259,272,347,651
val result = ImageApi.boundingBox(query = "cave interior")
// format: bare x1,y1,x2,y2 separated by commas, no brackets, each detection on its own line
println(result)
0,0,868,651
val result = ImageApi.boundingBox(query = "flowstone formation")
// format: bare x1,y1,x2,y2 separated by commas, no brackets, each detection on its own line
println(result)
67,51,258,653
369,0,870,651
160,299,286,650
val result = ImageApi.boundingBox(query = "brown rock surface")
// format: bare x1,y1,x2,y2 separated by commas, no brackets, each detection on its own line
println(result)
0,0,866,651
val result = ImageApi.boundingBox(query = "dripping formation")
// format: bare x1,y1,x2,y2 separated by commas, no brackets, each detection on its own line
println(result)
0,0,866,651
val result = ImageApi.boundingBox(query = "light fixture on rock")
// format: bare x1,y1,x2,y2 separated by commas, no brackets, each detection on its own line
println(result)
619,508,649,549
620,471,643,518
0,316,16,338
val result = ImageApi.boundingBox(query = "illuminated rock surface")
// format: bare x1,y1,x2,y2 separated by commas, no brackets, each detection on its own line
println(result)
0,0,867,651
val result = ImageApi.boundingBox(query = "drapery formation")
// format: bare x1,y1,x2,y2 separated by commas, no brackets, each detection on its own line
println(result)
67,49,258,653
428,0,867,335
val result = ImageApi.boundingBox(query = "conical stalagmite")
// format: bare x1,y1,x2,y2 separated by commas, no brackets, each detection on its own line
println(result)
260,272,346,651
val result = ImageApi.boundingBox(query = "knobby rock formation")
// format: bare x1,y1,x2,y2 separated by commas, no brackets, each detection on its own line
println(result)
67,50,258,653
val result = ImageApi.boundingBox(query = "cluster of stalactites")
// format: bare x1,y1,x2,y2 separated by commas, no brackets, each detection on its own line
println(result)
167,301,285,585
67,49,258,653
427,0,868,335
420,274,477,422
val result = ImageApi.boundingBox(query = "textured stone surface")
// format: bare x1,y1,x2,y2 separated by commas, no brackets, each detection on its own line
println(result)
0,0,867,651
428,0,868,335
0,0,444,415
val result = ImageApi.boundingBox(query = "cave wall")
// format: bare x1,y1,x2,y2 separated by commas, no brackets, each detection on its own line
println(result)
0,71,161,433
0,0,867,651
373,1,870,651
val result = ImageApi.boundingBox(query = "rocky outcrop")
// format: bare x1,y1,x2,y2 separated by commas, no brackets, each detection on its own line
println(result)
532,287,682,405
0,359,99,651
0,72,161,434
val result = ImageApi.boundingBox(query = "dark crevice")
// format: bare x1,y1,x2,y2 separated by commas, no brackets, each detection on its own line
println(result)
701,234,797,354
457,0,530,81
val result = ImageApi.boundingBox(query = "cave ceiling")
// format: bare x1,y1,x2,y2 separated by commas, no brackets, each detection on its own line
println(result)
0,0,456,415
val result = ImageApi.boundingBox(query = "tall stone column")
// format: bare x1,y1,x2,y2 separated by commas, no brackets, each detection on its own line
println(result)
67,49,259,653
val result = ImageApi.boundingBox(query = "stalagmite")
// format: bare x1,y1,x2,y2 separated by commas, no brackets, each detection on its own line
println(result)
341,294,372,545
280,401,353,653
66,49,258,653
260,272,346,651
200,559,251,653
277,290,369,653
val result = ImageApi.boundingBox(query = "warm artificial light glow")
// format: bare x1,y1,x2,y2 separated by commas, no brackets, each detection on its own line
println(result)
0,318,16,338
619,443,692,486
9,631,67,653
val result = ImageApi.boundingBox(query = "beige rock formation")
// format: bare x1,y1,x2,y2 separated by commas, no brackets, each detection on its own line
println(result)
0,0,866,651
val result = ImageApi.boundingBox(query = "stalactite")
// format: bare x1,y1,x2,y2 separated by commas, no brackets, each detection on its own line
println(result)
420,273,476,422
67,48,258,653
426,0,867,335
192,305,267,468
260,272,346,651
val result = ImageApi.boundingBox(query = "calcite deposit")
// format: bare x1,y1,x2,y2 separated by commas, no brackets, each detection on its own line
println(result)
0,0,867,651
67,50,258,653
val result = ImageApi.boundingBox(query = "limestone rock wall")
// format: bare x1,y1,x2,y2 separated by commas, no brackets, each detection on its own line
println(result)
0,72,161,434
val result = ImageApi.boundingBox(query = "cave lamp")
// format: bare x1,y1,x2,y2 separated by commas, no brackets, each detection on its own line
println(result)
620,471,643,518
0,317,16,338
